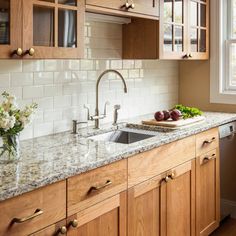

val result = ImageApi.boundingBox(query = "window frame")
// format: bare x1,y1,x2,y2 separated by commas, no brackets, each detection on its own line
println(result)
210,0,236,104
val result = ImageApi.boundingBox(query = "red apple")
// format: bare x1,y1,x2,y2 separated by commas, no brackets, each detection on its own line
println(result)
154,111,165,121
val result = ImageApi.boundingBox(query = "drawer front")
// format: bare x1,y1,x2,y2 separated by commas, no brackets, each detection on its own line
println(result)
29,220,67,236
196,128,219,156
67,160,127,216
86,0,126,11
86,0,159,17
128,135,196,188
0,181,66,236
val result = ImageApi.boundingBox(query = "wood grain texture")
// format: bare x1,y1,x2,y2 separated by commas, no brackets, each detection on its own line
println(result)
67,159,127,216
128,175,161,236
86,0,159,18
128,136,195,188
123,18,159,59
67,192,127,236
22,0,85,59
196,148,220,236
164,160,196,236
0,181,66,236
29,220,66,236
0,0,23,58
196,128,219,156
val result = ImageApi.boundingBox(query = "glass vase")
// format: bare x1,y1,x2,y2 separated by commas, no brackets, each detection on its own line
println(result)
0,134,20,163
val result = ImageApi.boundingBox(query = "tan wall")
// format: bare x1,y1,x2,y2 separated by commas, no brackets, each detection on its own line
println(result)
179,60,236,112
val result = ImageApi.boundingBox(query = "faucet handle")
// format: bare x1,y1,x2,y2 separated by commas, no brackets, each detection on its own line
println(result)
114,104,121,110
84,104,91,121
103,101,110,116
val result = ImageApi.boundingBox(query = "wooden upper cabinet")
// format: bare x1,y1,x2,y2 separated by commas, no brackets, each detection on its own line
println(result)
188,0,209,60
86,0,159,19
0,0,23,58
159,0,188,59
22,0,85,59
123,0,209,60
196,149,220,236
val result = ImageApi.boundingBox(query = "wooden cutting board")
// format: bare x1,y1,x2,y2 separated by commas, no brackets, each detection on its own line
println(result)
142,116,206,128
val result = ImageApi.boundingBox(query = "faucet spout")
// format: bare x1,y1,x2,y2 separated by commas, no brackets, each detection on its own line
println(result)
95,69,128,129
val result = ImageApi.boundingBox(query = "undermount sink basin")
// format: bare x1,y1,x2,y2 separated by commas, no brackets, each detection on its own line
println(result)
88,129,155,144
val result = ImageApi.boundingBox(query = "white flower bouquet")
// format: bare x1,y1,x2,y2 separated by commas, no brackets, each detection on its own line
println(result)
0,92,37,162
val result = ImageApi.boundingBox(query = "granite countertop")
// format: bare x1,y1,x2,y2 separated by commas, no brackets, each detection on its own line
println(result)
1,111,236,202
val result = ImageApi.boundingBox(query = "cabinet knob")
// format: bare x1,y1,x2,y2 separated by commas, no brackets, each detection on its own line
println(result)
70,219,78,228
26,48,35,56
188,53,193,58
128,3,135,9
182,54,189,59
59,226,67,235
13,48,23,57
169,172,175,180
164,176,170,183
122,2,135,10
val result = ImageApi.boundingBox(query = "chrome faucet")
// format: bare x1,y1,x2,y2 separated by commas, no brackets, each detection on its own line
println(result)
85,69,128,129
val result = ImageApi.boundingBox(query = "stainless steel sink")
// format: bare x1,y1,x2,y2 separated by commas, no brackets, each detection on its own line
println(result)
89,129,155,144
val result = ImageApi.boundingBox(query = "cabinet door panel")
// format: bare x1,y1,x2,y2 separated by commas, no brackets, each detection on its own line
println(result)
22,0,84,59
67,192,126,236
0,0,22,58
188,0,209,59
161,160,196,236
196,149,220,236
159,0,188,59
128,174,162,236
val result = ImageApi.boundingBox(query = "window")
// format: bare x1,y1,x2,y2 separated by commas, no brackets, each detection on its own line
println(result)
210,0,236,104
226,0,236,91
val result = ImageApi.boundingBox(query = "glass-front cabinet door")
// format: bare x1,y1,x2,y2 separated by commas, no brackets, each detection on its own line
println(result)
189,0,209,59
22,0,85,59
0,0,23,58
160,0,188,59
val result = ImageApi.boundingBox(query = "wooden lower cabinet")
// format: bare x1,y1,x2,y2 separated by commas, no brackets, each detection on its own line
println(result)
67,191,127,236
128,160,195,236
196,149,220,236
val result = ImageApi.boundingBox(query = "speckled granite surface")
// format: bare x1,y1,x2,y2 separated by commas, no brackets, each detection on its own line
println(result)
1,112,236,202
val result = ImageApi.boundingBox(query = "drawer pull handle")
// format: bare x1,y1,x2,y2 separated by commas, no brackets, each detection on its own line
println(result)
203,137,216,145
12,209,43,224
88,180,112,193
203,154,216,164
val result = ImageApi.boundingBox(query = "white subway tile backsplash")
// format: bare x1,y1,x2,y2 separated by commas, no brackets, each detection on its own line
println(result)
54,95,72,108
0,60,22,73
34,122,54,137
44,60,63,71
1,21,179,140
54,71,72,83
34,72,54,85
11,73,33,87
44,84,63,97
23,86,44,99
80,60,94,70
23,60,44,72
33,97,54,110
0,74,10,88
